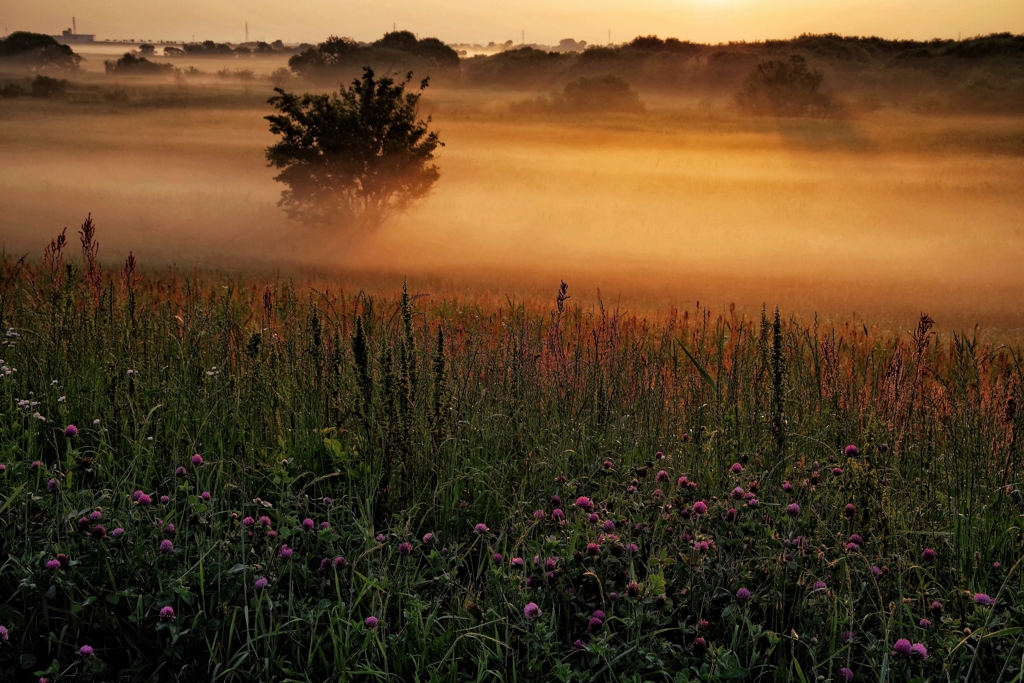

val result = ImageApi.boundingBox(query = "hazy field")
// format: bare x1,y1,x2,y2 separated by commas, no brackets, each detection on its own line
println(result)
1,75,1023,335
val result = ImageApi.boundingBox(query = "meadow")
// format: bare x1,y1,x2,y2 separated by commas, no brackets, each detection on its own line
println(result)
0,232,1022,681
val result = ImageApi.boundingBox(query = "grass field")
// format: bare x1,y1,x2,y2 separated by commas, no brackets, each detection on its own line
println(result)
0,240,1022,680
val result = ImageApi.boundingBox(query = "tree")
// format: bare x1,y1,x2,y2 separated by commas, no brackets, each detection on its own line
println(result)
0,32,81,71
563,75,644,112
735,55,833,116
265,67,442,233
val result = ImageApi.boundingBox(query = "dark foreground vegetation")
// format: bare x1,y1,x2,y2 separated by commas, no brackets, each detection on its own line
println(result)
0,221,1022,681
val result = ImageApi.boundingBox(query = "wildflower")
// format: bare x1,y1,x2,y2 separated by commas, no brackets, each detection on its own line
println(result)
921,548,936,561
588,513,600,524
511,557,524,567
849,534,863,547
254,577,268,589
677,476,688,488
552,508,565,521
994,561,1002,569
930,601,943,615
839,667,854,682
365,616,379,629
832,467,843,476
175,466,187,476
626,485,636,493
652,488,663,499
258,516,271,527
592,610,605,621
586,542,601,555
163,523,174,534
572,639,587,650
376,534,386,542
159,539,173,553
656,469,668,482
533,509,545,520
47,478,57,492
46,559,61,570
0,464,4,473
575,496,594,510
399,542,412,556
201,491,211,501
242,516,254,526
782,481,793,492
910,643,928,661
871,566,882,577
879,443,889,453
919,618,932,628
422,532,434,543
844,503,856,518
626,543,639,554
523,602,542,619
111,527,124,538
603,460,613,469
31,461,41,470
474,523,488,534
736,587,751,601
892,638,912,657
279,545,293,559
0,625,6,641
57,554,69,567
724,508,738,522
302,518,315,531
91,525,107,540
492,553,502,562
786,503,801,517
602,520,615,532
587,616,603,631
812,581,827,591
333,556,347,568
191,453,203,465
64,424,78,437
692,501,708,516
159,606,175,622
551,495,561,505
555,475,567,483
845,444,860,457
974,593,995,606
694,540,709,552
159,495,169,505
626,581,640,597
731,486,744,499
693,637,707,654
78,644,94,658
842,630,854,641
545,557,558,570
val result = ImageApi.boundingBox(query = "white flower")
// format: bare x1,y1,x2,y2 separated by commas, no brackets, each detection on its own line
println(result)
58,396,66,403
51,379,59,385
93,419,100,425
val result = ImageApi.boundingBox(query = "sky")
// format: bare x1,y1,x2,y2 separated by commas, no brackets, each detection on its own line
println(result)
3,0,1022,45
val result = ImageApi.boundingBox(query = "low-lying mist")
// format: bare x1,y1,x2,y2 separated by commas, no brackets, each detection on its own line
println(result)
1,83,1023,336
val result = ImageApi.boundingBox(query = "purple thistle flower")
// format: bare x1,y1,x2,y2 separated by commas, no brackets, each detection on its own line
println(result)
551,508,565,521
839,667,854,682
191,453,203,465
694,541,709,552
844,444,859,457
0,464,5,473
111,527,124,538
0,625,7,642
398,542,412,555
91,525,106,539
523,602,542,619
137,493,152,506
592,610,605,621
323,496,332,505
693,637,707,654
47,477,57,492
626,542,639,554
258,516,272,527
586,542,601,555
782,481,793,492
375,534,386,542
474,523,488,534
910,643,928,661
254,576,268,589
46,559,61,570
930,600,943,615
365,616,379,629
533,509,545,520
919,618,932,628
587,616,603,631
844,503,856,518
588,513,600,524
892,638,912,657
77,644,94,658
163,523,175,534
175,466,187,476
200,491,211,501
812,581,827,591
849,534,863,546
603,460,613,469
786,503,801,517
422,532,434,543
551,495,561,506
160,495,169,505
677,476,688,488
572,639,587,651
871,565,882,577
159,606,175,622
546,557,558,570
692,501,708,516
492,552,502,562
652,488,663,499
575,496,593,510
921,548,936,561
279,545,293,559
626,581,640,597
974,593,995,605
832,467,843,475
31,461,41,470
730,462,743,474
159,539,173,553
736,587,751,601
731,486,744,499
656,469,668,482
602,519,615,532
302,518,315,531
64,424,78,437
242,516,254,526
511,557,524,568
626,485,636,493
842,630,854,641
266,530,277,539
333,556,347,568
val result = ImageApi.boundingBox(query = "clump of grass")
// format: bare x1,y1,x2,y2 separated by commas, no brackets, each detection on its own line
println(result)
0,220,1021,681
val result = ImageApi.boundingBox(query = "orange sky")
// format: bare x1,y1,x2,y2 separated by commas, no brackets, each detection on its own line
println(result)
5,0,1023,45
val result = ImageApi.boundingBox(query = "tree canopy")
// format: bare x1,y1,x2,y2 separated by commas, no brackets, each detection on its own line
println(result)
265,67,442,233
735,55,834,116
0,32,81,70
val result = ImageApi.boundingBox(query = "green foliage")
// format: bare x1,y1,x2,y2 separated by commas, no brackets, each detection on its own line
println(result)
0,32,81,71
0,231,1023,680
265,68,442,232
735,55,834,117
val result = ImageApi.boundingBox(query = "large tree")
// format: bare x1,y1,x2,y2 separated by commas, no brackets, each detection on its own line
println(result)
265,68,442,232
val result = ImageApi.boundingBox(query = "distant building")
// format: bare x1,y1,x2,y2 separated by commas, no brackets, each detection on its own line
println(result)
55,28,95,43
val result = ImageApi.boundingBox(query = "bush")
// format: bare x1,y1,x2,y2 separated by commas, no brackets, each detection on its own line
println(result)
30,75,67,98
563,74,644,112
0,82,26,98
735,55,834,116
0,32,81,71
104,53,177,76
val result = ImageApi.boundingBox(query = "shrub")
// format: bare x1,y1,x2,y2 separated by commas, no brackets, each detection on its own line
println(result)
563,74,644,112
104,53,177,76
30,75,67,98
735,54,834,116
0,32,81,71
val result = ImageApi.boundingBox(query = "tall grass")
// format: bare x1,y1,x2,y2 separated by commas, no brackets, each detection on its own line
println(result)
0,224,1021,681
